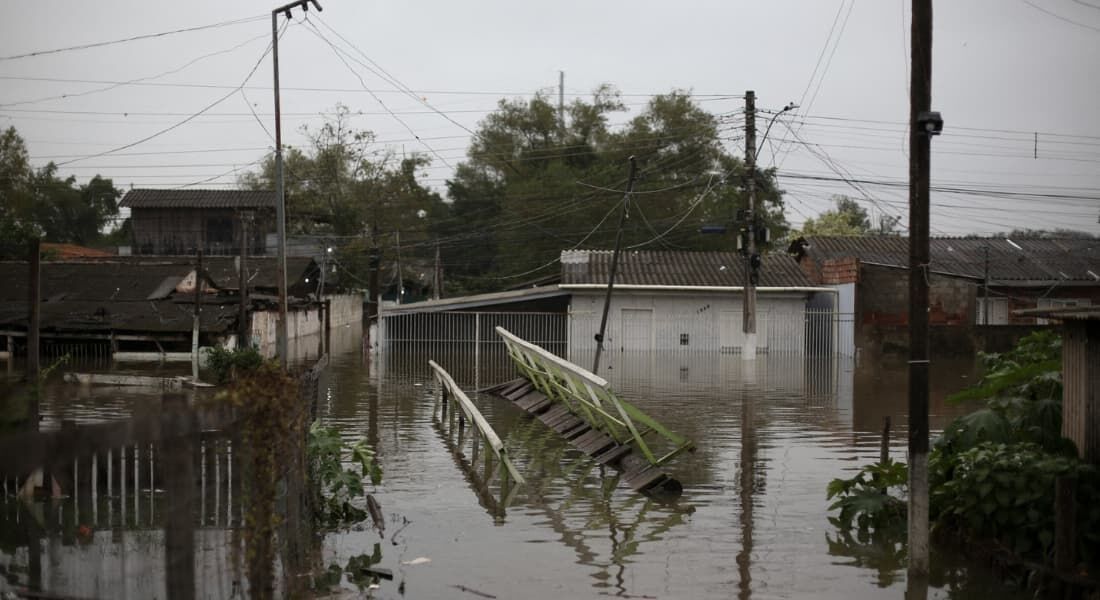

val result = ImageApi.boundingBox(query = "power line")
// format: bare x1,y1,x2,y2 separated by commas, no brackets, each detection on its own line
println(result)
0,32,272,109
55,24,286,167
0,14,267,61
1020,0,1100,32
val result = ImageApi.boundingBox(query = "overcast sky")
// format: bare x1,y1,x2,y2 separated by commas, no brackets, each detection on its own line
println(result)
2,0,1098,242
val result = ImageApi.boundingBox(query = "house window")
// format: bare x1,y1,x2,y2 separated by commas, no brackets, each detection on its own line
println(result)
976,298,1009,325
205,216,234,252
679,333,690,346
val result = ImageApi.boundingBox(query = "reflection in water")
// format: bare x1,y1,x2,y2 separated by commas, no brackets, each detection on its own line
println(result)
1,326,1034,599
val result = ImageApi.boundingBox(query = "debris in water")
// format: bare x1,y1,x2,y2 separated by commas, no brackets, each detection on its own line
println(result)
401,557,431,566
367,494,385,533
452,584,496,599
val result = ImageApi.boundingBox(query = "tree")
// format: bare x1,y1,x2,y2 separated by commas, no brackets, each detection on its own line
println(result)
240,105,447,291
438,86,789,291
0,127,121,257
799,195,875,236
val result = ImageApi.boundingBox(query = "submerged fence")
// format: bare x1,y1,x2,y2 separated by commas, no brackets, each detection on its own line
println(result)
378,308,856,363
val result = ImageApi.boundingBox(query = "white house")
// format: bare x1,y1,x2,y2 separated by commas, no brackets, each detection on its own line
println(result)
560,250,828,355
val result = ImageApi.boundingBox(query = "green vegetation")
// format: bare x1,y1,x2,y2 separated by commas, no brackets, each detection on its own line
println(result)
798,195,899,237
204,345,265,383
827,331,1100,569
308,421,382,529
0,127,123,258
242,88,791,295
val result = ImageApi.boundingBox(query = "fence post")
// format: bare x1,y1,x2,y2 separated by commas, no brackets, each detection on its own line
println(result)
880,416,891,465
161,393,196,600
1055,475,1077,575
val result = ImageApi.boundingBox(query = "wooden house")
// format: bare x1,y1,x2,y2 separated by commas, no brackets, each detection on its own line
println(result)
120,189,275,256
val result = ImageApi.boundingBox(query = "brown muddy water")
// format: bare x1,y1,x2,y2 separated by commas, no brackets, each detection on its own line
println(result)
1,329,1031,599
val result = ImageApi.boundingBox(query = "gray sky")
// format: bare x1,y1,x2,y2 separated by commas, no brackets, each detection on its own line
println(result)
2,0,1098,240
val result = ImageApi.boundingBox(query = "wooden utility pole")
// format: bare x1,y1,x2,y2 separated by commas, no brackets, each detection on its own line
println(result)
238,212,251,349
908,0,934,580
27,239,41,403
743,91,758,360
592,156,637,374
271,0,321,370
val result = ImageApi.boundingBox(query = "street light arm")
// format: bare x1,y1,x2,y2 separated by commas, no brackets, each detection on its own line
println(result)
756,102,798,161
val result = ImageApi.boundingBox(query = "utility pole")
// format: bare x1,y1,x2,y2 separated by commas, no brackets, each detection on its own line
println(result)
272,0,322,370
558,71,565,128
26,238,40,388
908,0,936,582
395,231,403,305
592,156,637,374
982,244,990,326
433,241,442,300
743,90,758,361
239,212,252,349
192,250,203,383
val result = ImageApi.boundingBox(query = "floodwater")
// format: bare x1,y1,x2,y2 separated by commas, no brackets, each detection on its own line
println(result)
0,327,1032,599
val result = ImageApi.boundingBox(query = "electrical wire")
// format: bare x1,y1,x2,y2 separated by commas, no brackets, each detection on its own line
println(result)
0,14,267,61
54,22,286,167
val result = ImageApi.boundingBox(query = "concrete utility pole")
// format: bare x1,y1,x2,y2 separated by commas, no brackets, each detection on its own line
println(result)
908,0,935,582
433,241,442,300
592,156,637,375
239,212,252,349
272,0,322,370
192,250,204,383
743,91,758,360
558,71,565,128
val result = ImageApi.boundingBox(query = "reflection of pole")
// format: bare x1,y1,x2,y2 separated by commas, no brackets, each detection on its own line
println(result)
908,0,933,581
593,157,637,374
736,382,756,600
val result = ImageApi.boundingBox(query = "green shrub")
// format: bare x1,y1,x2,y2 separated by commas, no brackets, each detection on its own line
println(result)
205,345,265,383
827,459,908,534
308,421,382,528
930,441,1100,561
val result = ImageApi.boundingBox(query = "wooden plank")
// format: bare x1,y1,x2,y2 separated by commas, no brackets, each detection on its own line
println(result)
537,405,570,425
624,467,669,492
593,444,633,467
514,390,547,411
526,397,554,414
561,423,590,440
503,382,534,402
544,410,579,429
550,416,583,433
573,430,615,456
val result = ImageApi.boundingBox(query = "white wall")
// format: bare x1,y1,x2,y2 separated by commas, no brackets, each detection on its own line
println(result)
568,291,809,355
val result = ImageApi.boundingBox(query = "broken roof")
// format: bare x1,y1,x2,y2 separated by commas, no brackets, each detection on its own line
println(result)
120,188,276,209
560,250,816,289
797,236,1100,284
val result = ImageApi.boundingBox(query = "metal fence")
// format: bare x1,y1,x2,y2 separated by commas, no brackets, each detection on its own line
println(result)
379,308,856,365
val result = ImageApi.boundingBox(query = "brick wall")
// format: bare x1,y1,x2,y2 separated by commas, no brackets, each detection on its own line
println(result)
820,257,859,284
857,264,976,326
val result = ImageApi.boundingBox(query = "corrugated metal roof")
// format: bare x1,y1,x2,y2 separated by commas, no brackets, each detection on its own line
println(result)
0,257,319,334
802,236,1100,283
120,188,276,209
561,250,815,288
